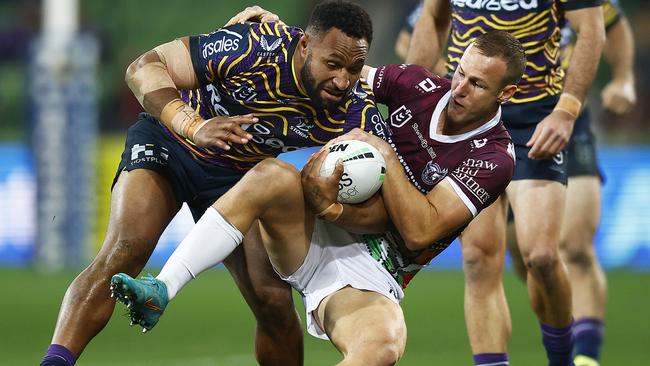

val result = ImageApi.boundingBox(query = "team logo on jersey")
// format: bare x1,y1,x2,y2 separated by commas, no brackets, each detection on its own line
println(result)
452,0,539,11
352,81,368,100
390,105,413,128
258,35,282,57
421,161,448,186
289,117,314,138
202,29,243,58
416,78,440,93
130,144,169,166
553,151,564,165
472,138,488,149
232,85,257,102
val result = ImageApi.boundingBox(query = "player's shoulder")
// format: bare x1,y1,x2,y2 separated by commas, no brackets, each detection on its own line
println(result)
374,64,450,92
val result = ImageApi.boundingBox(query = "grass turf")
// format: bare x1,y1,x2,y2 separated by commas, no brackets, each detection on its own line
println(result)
2,268,647,365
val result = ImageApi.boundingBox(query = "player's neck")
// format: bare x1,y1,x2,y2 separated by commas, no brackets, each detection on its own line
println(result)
438,107,498,136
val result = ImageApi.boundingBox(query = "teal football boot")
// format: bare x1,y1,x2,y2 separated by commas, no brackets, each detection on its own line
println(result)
110,273,169,332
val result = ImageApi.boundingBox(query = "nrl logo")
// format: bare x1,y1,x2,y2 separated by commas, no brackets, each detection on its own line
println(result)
232,85,257,102
390,105,413,128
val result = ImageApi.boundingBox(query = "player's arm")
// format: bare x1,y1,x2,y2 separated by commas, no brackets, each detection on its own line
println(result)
329,129,473,249
125,37,198,119
601,16,636,114
301,147,390,234
125,37,255,150
527,4,605,159
405,0,451,72
562,5,606,104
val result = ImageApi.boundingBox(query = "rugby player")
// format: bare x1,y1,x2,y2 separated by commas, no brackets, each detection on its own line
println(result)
111,31,524,364
506,2,636,365
407,0,606,365
40,2,384,365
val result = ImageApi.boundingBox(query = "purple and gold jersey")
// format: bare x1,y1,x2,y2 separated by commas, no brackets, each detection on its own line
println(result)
365,64,515,288
446,0,602,104
161,22,384,171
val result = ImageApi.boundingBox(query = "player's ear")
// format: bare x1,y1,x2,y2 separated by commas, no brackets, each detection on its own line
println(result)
497,85,517,104
299,33,310,58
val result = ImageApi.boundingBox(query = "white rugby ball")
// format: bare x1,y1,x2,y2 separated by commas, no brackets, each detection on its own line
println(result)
319,140,386,204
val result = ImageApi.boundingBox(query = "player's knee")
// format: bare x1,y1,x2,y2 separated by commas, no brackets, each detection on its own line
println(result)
250,286,296,326
87,237,153,279
462,239,504,283
251,159,300,190
524,248,560,280
356,336,403,366
561,244,596,270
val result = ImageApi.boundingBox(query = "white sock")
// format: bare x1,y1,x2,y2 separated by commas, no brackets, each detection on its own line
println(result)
157,206,243,300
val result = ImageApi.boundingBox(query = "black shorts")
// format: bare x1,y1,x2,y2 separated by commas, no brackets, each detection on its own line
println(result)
503,96,567,185
567,108,603,180
113,113,245,221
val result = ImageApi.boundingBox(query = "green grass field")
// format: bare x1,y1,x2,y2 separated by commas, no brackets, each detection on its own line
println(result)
2,268,648,365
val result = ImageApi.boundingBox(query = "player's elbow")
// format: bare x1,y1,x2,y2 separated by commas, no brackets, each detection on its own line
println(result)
125,50,162,91
403,235,431,251
401,226,439,251
124,58,140,87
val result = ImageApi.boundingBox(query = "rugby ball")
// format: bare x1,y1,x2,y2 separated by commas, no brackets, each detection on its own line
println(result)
319,140,386,204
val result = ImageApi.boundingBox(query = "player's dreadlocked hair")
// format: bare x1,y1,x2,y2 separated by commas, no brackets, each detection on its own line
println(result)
306,0,373,44
472,31,526,87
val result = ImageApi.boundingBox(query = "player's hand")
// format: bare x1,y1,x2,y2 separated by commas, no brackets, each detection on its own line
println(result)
601,77,636,115
192,114,256,150
224,6,285,27
331,128,392,156
301,147,343,213
526,110,574,160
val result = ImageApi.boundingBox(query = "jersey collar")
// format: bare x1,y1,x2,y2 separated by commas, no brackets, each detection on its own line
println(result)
428,91,502,143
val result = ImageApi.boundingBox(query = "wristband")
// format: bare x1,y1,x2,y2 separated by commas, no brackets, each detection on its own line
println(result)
553,93,582,119
316,202,344,222
160,98,206,139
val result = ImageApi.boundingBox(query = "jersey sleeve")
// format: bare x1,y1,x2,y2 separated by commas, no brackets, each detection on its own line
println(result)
189,23,254,85
444,144,515,216
559,0,604,11
366,64,446,106
603,0,623,30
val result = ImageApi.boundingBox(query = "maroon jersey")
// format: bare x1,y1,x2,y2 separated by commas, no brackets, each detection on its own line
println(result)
363,64,515,288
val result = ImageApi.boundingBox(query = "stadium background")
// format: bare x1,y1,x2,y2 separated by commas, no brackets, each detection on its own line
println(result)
0,0,648,364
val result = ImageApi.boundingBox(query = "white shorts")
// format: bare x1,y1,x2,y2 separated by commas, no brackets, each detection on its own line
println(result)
277,219,405,340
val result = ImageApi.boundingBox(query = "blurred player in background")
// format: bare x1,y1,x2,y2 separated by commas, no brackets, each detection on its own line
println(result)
110,30,524,364
393,1,447,76
506,1,636,365
407,1,605,365
40,2,381,365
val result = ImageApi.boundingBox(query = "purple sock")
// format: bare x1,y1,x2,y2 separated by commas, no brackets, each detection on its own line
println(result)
541,322,574,366
573,317,604,360
473,353,509,366
40,344,76,366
